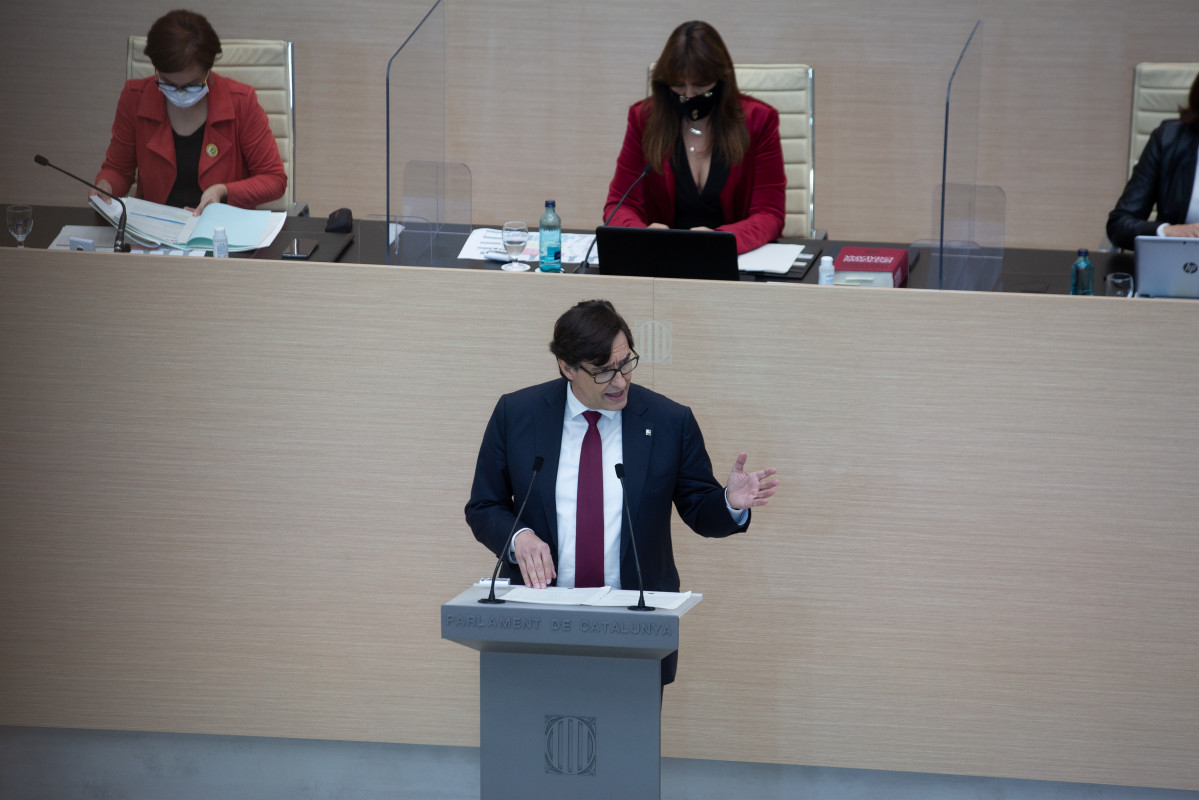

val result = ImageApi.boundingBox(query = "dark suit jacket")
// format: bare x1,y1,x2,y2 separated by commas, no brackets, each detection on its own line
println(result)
1107,119,1199,251
465,378,749,592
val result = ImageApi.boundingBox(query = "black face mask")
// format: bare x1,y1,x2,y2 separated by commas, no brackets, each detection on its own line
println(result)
672,83,721,121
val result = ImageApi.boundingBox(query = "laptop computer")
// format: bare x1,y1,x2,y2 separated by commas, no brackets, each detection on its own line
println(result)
1134,235,1199,298
595,226,740,280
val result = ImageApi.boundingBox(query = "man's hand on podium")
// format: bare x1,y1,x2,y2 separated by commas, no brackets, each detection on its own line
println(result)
514,529,556,589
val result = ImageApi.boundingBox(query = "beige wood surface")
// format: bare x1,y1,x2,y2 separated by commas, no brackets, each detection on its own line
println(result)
1,247,1196,790
2,1,1198,250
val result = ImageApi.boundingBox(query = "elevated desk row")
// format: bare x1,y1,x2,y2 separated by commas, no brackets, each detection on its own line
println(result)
3,203,1134,294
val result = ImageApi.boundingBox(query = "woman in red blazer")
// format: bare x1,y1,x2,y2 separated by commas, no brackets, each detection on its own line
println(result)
94,10,286,214
604,21,786,255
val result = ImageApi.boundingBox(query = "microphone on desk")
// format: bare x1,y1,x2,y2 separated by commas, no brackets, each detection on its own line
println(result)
573,164,653,273
614,463,654,612
34,154,132,253
478,455,545,604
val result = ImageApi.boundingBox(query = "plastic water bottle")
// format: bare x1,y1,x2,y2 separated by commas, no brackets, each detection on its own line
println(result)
1070,248,1092,295
212,226,229,259
538,201,561,272
818,255,835,285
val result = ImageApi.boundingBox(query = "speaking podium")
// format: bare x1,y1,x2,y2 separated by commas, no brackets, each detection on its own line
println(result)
442,585,702,800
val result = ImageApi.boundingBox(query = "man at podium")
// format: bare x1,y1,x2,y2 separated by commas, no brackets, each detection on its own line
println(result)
465,298,777,602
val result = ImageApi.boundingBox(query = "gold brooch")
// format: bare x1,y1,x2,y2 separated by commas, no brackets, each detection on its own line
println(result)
206,143,219,158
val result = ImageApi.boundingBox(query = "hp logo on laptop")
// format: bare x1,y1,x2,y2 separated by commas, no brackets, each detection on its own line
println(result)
1184,262,1198,275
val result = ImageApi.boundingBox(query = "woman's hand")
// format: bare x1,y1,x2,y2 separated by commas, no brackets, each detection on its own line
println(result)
1163,223,1199,238
89,179,114,205
191,183,228,215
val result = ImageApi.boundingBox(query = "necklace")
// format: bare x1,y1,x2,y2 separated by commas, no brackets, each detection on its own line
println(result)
688,126,704,136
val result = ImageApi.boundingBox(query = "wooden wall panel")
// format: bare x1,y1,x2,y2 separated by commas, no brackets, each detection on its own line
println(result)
1,248,1196,791
2,1,1197,249
0,251,645,745
648,282,1199,788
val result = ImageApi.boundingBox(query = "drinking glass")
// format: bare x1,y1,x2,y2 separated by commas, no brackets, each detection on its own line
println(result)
501,221,530,271
1105,272,1135,297
7,205,33,248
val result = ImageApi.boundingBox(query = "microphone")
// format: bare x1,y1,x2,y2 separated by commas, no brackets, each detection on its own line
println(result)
614,463,654,611
34,154,132,253
573,164,653,273
478,456,545,604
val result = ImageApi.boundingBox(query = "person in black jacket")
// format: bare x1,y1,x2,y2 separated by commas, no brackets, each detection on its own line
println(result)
1107,72,1199,250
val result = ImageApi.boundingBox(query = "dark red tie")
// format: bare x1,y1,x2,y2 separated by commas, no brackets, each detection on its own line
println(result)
575,410,604,588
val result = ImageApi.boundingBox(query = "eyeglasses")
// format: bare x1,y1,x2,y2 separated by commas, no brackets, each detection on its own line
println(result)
155,73,209,94
577,351,639,384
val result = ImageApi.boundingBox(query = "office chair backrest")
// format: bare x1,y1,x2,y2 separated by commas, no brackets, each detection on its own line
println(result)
128,36,296,213
1128,62,1198,178
648,63,815,239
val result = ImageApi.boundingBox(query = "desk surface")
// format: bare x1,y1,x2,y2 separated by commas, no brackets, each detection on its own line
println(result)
3,204,1135,295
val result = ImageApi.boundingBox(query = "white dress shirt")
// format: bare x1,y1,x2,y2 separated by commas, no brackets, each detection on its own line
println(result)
555,384,625,588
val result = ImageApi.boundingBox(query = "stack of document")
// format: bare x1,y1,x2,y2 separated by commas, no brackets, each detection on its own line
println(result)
738,242,809,274
90,196,285,252
458,227,596,265
497,586,693,609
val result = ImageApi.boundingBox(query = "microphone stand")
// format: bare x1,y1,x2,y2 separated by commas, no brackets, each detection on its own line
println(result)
573,164,653,273
479,456,544,604
34,154,132,253
615,463,654,611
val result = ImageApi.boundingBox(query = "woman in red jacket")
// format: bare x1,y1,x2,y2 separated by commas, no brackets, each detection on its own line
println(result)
94,10,286,215
604,21,786,255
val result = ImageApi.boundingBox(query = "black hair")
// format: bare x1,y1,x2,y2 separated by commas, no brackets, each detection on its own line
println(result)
1180,72,1199,129
549,299,635,376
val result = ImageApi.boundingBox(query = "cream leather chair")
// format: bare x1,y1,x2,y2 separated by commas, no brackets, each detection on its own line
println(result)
1128,62,1199,178
648,63,817,238
128,36,300,214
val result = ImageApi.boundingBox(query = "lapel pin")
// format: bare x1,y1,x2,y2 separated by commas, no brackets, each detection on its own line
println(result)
645,429,652,436
206,143,219,158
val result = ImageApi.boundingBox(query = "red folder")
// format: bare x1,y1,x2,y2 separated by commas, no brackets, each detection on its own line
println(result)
832,247,909,287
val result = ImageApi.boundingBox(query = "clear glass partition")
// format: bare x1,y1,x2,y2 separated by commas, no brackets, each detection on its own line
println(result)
923,20,1005,291
385,0,471,266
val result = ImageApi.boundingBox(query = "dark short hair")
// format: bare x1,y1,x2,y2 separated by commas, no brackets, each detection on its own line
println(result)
549,300,635,375
1181,72,1199,129
144,9,222,74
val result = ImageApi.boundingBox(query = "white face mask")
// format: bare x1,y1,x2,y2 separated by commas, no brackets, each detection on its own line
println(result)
158,80,209,108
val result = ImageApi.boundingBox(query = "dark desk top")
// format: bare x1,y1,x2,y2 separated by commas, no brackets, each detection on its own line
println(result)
3,204,1134,295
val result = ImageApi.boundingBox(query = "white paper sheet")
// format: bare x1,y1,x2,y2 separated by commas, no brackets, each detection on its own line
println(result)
459,227,596,266
738,242,807,274
90,196,284,251
499,586,693,609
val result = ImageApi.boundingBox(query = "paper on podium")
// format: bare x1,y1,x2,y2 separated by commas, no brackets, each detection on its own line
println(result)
49,225,116,250
90,196,285,252
738,242,807,273
500,585,693,609
458,227,596,265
